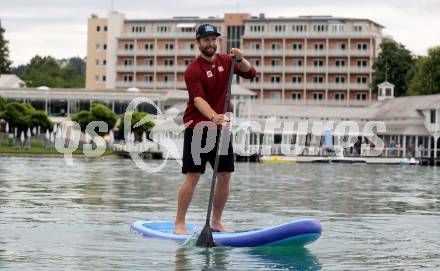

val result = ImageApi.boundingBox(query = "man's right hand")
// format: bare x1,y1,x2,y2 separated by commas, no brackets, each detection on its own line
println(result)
212,114,230,125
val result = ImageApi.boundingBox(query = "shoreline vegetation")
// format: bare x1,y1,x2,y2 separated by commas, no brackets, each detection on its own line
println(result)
0,138,113,157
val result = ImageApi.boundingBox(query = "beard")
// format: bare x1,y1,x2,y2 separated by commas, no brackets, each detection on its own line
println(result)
199,44,217,57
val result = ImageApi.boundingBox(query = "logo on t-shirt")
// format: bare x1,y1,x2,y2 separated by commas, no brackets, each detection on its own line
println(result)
206,70,213,77
218,66,224,72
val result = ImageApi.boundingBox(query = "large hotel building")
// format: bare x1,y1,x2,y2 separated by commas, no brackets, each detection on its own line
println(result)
86,12,385,106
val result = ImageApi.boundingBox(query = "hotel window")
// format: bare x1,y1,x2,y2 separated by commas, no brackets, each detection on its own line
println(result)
95,59,100,66
271,92,281,99
164,75,173,82
271,59,281,66
335,60,346,66
123,75,133,82
271,76,281,83
96,26,101,32
102,76,106,82
292,59,302,66
273,25,286,32
336,43,346,50
144,75,153,82
335,76,345,83
251,43,261,50
313,24,328,32
357,76,368,84
95,75,100,81
164,59,174,66
103,60,106,65
250,59,260,66
165,43,174,50
335,93,345,100
124,59,133,66
430,110,436,123
181,27,194,33
292,43,303,50
157,25,170,32
144,59,154,66
184,59,192,66
132,26,146,33
190,43,195,50
124,43,134,50
357,60,368,67
357,43,368,50
95,43,101,50
250,25,265,32
272,43,282,50
314,43,325,50
292,92,301,100
313,76,324,83
357,93,367,100
292,76,302,83
103,44,107,50
250,76,260,83
313,93,324,100
331,24,344,32
353,25,363,32
293,25,307,32
313,60,324,67
144,44,154,50
104,26,108,32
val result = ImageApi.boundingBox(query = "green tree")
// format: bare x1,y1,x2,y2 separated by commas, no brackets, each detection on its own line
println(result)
408,46,440,95
71,110,94,132
0,21,12,73
71,103,116,135
117,112,155,139
21,55,84,88
91,103,116,131
0,96,6,112
0,102,34,132
25,110,53,131
372,40,415,97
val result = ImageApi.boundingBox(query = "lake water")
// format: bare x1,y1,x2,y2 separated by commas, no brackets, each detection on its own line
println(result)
1,156,439,270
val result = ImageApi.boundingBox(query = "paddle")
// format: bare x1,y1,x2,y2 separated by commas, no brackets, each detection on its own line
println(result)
196,56,236,247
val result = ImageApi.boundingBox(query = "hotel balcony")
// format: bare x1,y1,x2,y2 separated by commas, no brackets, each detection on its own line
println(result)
349,83,370,90
242,31,374,39
284,83,304,89
116,65,135,72
350,67,373,73
115,81,135,88
116,49,136,56
119,32,194,39
327,83,349,90
306,83,326,90
306,50,327,56
306,67,327,73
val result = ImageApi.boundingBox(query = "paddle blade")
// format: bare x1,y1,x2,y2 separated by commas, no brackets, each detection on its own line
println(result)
196,224,216,247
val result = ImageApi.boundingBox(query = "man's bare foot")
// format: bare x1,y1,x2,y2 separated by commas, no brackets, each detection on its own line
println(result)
174,224,189,235
211,222,233,232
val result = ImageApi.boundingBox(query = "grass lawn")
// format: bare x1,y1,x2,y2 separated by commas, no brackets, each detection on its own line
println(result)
0,138,113,156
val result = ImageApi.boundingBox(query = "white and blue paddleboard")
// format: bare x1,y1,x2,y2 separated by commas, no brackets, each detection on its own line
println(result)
131,219,321,247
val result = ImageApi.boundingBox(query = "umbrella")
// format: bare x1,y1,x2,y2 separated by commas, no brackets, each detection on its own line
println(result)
20,131,25,143
5,122,9,133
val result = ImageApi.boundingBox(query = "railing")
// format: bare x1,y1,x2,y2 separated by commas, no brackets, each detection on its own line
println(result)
242,31,375,39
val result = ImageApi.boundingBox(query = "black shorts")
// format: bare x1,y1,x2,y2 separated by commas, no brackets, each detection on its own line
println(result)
182,128,234,174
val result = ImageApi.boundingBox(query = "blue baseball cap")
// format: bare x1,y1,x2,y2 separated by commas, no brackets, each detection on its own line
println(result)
195,24,221,39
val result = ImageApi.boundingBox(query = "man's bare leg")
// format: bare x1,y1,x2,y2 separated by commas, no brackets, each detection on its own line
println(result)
174,172,200,234
211,172,232,232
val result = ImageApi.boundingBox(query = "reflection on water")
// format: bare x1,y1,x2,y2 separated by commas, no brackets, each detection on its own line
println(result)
1,156,439,270
174,245,321,270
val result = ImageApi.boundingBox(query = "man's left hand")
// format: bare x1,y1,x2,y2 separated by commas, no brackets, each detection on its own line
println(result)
230,48,242,59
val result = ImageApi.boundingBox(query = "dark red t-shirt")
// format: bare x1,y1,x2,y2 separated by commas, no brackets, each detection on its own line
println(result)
183,53,256,128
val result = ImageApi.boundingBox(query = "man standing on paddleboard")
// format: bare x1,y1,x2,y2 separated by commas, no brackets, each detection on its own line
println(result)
174,23,256,234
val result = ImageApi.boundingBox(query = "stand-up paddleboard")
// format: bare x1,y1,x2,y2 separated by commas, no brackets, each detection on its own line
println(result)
131,219,321,247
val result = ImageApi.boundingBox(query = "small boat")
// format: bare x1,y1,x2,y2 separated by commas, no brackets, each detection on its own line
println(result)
260,155,297,164
400,157,419,165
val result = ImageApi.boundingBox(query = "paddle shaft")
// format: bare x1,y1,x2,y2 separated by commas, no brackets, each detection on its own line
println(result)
203,56,236,227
